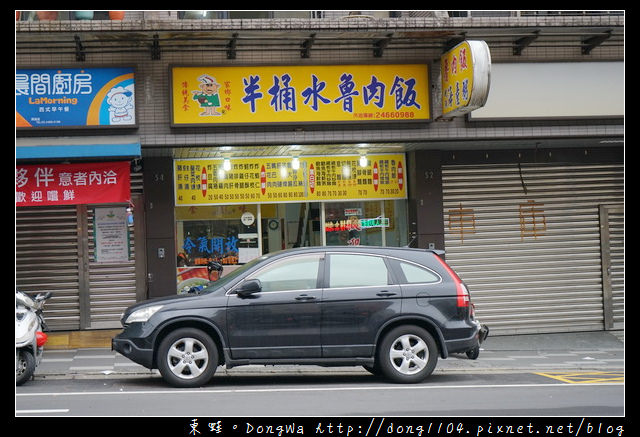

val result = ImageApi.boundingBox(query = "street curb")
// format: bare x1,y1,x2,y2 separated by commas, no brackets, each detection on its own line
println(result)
30,331,624,381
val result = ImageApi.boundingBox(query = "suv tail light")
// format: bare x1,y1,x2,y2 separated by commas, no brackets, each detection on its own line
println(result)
433,254,470,308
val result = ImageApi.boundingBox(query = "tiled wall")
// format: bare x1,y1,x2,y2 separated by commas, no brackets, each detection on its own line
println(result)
16,14,624,152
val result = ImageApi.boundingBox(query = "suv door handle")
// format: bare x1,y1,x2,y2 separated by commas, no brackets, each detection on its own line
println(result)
376,291,397,297
295,294,316,301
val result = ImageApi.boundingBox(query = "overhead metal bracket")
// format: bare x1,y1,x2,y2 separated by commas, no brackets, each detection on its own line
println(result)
513,30,540,55
74,35,85,62
373,33,393,57
227,33,238,59
301,33,316,58
150,34,161,60
582,30,612,55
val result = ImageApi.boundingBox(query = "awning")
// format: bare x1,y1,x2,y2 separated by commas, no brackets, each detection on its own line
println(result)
16,135,141,160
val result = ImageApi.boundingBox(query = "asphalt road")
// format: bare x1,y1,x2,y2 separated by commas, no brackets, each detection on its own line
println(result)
16,371,623,417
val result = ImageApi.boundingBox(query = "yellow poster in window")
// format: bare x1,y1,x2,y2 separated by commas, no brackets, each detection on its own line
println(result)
174,154,407,206
170,65,430,125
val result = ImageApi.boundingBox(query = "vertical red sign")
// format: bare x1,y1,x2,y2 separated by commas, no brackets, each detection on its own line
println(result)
260,165,267,195
309,164,315,194
201,167,208,197
372,161,379,192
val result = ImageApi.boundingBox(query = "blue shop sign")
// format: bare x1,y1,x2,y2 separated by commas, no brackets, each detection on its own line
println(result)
16,67,136,128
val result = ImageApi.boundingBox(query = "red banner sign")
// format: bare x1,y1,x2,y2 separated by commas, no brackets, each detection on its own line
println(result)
16,161,130,207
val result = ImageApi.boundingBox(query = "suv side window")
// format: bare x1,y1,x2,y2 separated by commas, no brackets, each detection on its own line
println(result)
248,254,322,292
398,261,440,284
328,254,390,288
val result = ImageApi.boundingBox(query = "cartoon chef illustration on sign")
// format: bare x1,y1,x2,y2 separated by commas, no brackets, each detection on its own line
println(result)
192,74,222,116
107,85,135,124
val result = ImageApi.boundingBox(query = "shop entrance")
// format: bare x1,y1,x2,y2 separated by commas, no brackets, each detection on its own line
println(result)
261,202,322,253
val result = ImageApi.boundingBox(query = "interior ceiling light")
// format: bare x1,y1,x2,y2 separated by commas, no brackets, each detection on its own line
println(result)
359,154,368,167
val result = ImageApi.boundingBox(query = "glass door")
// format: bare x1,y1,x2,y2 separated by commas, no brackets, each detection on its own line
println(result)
261,202,322,255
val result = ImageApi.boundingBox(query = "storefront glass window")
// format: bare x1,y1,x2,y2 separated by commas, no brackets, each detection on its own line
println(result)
175,204,259,291
324,201,382,246
323,200,407,247
174,199,407,292
383,199,409,247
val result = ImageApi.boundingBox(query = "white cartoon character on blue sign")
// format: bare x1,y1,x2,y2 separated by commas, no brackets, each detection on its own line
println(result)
107,85,135,124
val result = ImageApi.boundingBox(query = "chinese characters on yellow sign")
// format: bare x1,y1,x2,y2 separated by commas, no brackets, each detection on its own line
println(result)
441,40,491,117
174,154,407,206
170,65,430,125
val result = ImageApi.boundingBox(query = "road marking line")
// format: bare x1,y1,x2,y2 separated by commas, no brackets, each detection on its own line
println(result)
16,409,69,414
16,380,623,398
535,371,624,384
69,366,115,371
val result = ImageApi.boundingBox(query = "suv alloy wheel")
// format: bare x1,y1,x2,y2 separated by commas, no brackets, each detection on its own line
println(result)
157,327,218,388
377,325,438,383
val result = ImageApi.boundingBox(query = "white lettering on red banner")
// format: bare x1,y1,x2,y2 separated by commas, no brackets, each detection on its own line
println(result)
16,161,130,206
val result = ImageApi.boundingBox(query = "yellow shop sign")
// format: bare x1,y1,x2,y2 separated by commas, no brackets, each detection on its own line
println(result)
441,40,491,117
174,154,407,206
170,65,430,126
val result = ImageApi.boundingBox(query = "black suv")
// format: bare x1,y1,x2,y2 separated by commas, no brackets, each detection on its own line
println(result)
112,246,488,388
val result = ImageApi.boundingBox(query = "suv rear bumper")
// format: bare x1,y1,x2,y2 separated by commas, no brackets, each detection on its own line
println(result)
479,324,489,343
444,323,489,355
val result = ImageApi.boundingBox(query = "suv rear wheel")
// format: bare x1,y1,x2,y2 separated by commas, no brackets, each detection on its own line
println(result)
157,328,218,388
378,325,438,383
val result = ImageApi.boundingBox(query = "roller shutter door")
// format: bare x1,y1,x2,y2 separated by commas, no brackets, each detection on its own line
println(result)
86,195,142,329
16,206,81,331
86,172,144,329
442,163,623,335
610,208,624,328
600,204,624,330
15,171,144,331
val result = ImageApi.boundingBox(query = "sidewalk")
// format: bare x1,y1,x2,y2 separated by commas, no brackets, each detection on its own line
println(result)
32,330,624,380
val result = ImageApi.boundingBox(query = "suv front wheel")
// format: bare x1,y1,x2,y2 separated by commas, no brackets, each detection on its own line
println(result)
157,328,218,388
378,325,438,383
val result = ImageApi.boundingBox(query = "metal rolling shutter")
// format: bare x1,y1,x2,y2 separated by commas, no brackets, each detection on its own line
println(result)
442,163,624,335
87,173,144,329
610,208,624,328
600,204,624,330
15,171,144,331
15,206,81,331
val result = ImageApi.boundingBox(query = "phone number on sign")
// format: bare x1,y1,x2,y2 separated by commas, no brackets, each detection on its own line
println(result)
352,111,417,120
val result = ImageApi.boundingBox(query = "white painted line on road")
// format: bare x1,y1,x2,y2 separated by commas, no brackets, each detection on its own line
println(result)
69,366,115,371
545,353,578,357
73,355,117,359
16,381,623,398
16,409,69,414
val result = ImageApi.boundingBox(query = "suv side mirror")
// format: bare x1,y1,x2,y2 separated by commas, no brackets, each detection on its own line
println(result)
236,279,262,297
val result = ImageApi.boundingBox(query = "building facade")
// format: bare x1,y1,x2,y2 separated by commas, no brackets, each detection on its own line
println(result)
16,11,624,336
